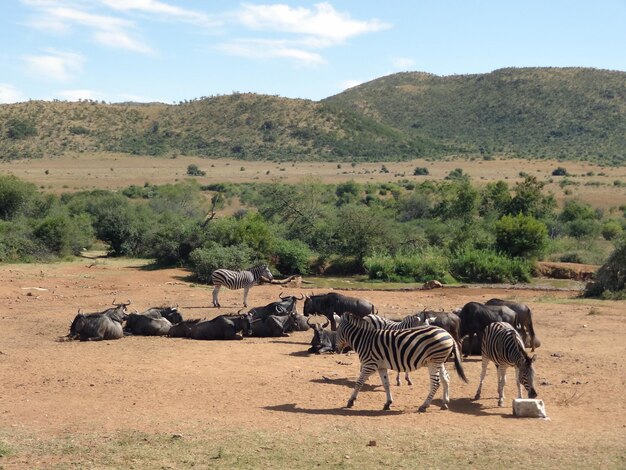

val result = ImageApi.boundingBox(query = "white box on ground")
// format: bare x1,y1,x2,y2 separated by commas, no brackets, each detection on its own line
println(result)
512,398,548,418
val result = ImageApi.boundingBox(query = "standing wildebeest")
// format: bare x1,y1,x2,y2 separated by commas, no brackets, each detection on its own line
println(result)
485,298,539,351
124,313,172,336
457,302,518,356
303,293,375,330
250,313,297,337
210,265,273,307
140,306,183,325
337,313,467,412
474,322,538,406
168,314,252,340
417,310,462,347
68,300,130,341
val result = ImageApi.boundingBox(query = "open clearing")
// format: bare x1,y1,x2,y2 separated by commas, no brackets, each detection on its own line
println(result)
2,153,626,209
0,258,624,468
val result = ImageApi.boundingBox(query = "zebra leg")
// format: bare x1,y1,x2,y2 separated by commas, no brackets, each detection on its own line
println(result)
212,286,221,307
378,369,393,410
497,365,508,407
474,356,490,400
396,371,401,387
439,364,450,410
418,364,441,412
243,286,250,307
515,367,523,399
346,364,376,408
405,372,413,386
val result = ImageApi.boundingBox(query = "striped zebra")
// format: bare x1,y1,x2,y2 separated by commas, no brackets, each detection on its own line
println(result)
474,322,538,407
362,313,423,386
337,313,467,412
210,265,273,307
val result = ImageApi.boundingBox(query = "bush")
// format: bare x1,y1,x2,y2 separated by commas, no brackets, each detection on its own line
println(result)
188,243,256,283
274,238,314,275
601,220,623,240
495,213,548,258
552,167,569,176
6,118,37,139
585,237,626,297
186,164,206,176
364,249,453,283
0,175,37,220
33,212,93,257
450,248,532,283
413,167,429,176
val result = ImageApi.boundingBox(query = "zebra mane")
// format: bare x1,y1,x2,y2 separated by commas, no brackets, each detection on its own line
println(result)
341,312,375,329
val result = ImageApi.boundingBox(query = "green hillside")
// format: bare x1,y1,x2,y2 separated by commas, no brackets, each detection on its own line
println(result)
0,67,624,164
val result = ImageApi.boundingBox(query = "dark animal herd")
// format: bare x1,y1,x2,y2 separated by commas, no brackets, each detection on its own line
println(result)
66,291,541,413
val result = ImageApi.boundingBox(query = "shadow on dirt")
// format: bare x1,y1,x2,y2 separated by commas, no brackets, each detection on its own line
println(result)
310,377,378,391
264,403,403,417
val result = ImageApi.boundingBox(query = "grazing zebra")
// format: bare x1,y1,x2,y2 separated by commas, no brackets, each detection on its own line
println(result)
362,313,423,386
474,322,538,407
337,313,467,412
210,265,273,307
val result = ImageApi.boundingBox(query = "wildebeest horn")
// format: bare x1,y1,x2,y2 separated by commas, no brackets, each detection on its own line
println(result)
322,319,330,329
279,291,285,299
306,317,314,327
297,293,304,300
237,308,247,315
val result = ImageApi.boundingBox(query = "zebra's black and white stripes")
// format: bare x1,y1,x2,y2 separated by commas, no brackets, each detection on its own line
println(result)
474,322,538,406
362,313,423,386
211,265,273,307
337,313,467,412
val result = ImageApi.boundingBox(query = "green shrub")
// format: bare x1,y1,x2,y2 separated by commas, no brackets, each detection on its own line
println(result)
274,238,314,275
601,220,623,240
450,248,532,283
33,212,93,257
364,249,453,283
186,164,206,176
585,237,626,297
188,243,256,283
495,213,548,258
552,167,569,176
413,167,429,176
6,118,37,139
0,175,37,220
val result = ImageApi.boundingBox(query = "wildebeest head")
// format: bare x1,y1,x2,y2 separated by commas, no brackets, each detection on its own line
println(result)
239,313,253,337
519,354,538,399
307,317,333,354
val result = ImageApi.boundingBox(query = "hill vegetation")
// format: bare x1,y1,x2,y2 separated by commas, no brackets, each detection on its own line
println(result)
0,67,624,164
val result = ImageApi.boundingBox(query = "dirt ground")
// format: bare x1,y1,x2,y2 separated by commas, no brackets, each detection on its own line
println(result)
0,258,625,467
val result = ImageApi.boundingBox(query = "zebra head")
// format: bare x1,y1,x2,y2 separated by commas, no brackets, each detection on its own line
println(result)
518,354,538,399
258,265,273,282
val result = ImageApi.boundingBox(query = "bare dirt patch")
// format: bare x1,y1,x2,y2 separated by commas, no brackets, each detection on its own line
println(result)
0,259,625,468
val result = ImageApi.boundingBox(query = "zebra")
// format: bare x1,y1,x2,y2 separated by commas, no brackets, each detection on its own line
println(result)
362,313,423,386
337,313,467,412
210,265,273,307
473,321,538,407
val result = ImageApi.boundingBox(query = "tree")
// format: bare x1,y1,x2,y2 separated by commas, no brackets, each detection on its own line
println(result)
0,175,37,220
507,176,556,219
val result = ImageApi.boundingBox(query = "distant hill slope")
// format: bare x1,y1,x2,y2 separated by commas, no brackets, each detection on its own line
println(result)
1,67,624,164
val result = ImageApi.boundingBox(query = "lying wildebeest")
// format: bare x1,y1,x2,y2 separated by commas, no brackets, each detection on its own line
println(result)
485,298,539,350
140,306,183,325
303,292,376,330
124,313,172,336
307,318,339,354
68,300,130,341
250,312,297,337
248,293,303,321
168,314,252,340
457,302,518,356
292,314,310,331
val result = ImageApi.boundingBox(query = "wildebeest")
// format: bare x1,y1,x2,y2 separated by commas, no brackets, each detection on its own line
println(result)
417,310,462,346
292,314,310,331
303,292,376,330
141,306,183,325
168,314,252,340
124,313,172,336
248,293,303,321
307,318,339,354
250,313,297,337
485,298,539,350
457,302,518,356
68,300,130,341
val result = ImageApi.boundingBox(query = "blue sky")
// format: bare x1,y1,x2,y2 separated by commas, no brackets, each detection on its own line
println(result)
1,1,625,104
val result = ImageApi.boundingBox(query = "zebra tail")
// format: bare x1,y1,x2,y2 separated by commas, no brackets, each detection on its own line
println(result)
452,340,468,383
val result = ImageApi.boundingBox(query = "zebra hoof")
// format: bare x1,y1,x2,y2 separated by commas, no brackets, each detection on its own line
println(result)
418,405,428,413
406,379,413,386
440,403,449,410
473,394,481,400
346,399,354,408
498,399,504,407
383,402,392,411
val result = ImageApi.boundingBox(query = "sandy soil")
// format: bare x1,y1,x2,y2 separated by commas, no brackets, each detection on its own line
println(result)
0,258,625,465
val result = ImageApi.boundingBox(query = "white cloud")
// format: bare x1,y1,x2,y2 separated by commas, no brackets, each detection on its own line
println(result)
217,39,324,66
0,84,27,103
57,89,101,101
22,2,154,54
235,3,389,44
23,49,84,81
339,79,362,91
392,57,416,70
100,0,218,27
